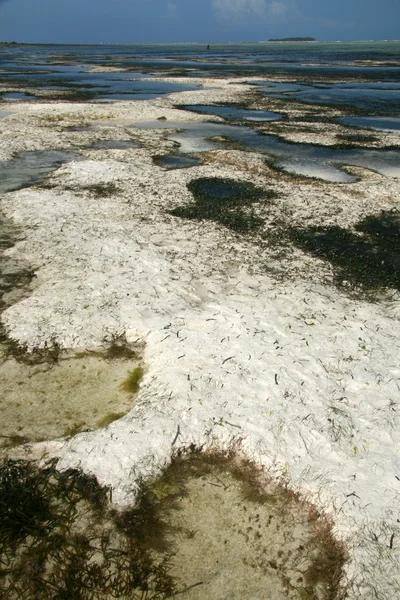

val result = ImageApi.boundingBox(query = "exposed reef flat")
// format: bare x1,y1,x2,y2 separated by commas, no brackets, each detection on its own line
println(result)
0,75,400,599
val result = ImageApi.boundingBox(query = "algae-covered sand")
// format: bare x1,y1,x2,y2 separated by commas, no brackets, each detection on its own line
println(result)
0,74,399,598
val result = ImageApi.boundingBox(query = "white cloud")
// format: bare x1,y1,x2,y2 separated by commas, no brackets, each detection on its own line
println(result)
211,0,291,21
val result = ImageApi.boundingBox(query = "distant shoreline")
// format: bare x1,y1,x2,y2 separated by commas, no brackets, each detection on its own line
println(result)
268,37,316,42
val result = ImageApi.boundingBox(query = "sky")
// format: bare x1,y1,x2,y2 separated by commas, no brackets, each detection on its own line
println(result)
0,0,399,44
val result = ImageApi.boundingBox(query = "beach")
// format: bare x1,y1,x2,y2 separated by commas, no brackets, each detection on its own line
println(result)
1,43,400,598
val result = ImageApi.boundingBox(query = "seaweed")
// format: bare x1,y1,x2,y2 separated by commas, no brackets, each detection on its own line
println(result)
288,210,400,293
120,367,145,394
79,183,120,198
0,450,347,599
0,325,62,365
104,333,140,361
0,459,176,599
170,177,277,233
335,132,378,145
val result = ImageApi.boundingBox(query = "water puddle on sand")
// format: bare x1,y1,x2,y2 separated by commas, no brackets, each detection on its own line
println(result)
0,150,79,194
87,80,201,102
64,125,95,132
133,120,400,182
149,453,346,600
2,92,37,102
254,80,400,113
0,110,11,118
0,66,200,102
0,348,143,452
153,154,203,169
0,452,347,598
247,81,311,94
338,115,400,132
183,104,282,122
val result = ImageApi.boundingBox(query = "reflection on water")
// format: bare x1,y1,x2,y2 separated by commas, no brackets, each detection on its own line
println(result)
183,104,282,122
248,81,312,93
0,150,79,194
338,116,400,132
133,120,400,183
153,154,203,170
2,92,36,102
2,43,400,99
0,61,201,102
255,80,400,113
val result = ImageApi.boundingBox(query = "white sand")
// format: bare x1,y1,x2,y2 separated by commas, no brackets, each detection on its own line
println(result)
0,78,400,598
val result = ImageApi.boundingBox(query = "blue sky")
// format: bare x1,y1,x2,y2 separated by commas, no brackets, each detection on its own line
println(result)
0,0,398,44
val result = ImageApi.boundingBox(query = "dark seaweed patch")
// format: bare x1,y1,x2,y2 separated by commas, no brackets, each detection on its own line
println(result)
80,182,120,198
170,177,277,232
288,211,400,292
51,89,98,102
335,132,379,146
103,333,141,361
0,460,176,599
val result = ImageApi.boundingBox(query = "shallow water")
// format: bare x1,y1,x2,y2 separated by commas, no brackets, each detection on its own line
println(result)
247,81,311,93
0,59,201,101
65,125,95,133
154,456,344,600
0,350,140,450
134,120,400,183
153,154,203,169
170,177,268,232
183,104,282,122
2,92,36,102
2,42,400,100
260,82,400,113
1,42,399,115
76,77,201,101
0,150,79,194
338,116,400,132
